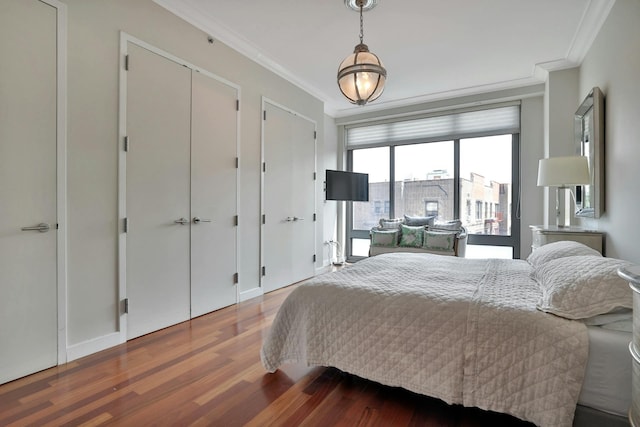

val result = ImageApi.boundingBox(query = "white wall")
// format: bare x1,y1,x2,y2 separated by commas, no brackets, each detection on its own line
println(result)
321,115,339,266
575,0,640,263
61,0,327,354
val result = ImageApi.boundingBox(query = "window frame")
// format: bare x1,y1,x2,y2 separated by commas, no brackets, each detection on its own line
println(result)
345,134,521,260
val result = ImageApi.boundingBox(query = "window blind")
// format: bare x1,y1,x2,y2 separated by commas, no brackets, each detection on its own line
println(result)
346,105,520,148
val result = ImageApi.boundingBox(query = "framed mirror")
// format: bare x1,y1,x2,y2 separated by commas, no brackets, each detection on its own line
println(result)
574,87,604,218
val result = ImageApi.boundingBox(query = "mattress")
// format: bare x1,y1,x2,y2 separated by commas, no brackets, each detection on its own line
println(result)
579,321,632,416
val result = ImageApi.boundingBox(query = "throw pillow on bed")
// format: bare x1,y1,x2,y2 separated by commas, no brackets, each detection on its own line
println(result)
423,230,456,252
429,219,462,232
371,229,399,247
399,225,423,247
535,255,632,319
527,240,601,268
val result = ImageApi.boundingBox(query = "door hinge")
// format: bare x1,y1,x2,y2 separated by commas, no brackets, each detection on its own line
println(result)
234,215,239,226
123,217,128,233
233,272,239,284
236,99,240,111
124,54,129,71
314,130,317,139
262,266,266,276
124,136,129,152
235,157,239,169
313,213,317,222
313,172,316,180
262,162,266,173
313,254,316,262
263,110,266,120
262,214,266,225
123,298,129,314
56,223,59,230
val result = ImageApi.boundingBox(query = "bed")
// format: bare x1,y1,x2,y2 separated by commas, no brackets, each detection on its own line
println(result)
261,241,633,427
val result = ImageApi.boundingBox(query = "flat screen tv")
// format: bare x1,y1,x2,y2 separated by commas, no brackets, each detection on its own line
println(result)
325,170,369,201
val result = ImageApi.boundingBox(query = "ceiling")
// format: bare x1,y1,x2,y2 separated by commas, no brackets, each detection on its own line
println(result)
153,0,614,118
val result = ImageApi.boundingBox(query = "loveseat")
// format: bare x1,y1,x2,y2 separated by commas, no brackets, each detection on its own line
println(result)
369,215,467,257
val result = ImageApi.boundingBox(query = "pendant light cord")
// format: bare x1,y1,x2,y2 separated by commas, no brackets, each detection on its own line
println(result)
359,4,364,44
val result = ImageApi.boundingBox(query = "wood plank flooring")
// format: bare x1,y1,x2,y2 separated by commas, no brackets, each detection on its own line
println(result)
0,284,534,426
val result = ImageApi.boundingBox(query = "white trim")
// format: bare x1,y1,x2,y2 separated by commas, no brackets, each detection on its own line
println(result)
37,0,69,367
566,0,616,64
260,97,318,290
66,333,122,362
118,32,242,343
239,287,263,303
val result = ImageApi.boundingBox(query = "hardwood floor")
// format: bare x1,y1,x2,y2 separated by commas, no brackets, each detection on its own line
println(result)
0,284,533,426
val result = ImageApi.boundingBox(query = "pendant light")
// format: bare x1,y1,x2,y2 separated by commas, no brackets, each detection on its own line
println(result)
337,0,387,106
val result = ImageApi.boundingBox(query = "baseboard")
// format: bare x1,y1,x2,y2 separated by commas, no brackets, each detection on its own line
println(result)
66,332,122,362
239,286,263,302
315,264,333,275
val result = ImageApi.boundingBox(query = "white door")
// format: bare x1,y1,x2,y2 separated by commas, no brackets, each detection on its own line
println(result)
262,102,316,292
126,44,192,339
0,0,58,383
190,71,238,317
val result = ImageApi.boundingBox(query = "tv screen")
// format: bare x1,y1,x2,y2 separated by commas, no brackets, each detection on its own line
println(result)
325,170,369,201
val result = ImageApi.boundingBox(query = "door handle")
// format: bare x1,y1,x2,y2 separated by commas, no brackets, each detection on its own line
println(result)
193,217,211,224
174,218,189,225
293,217,304,221
285,217,295,222
21,223,50,233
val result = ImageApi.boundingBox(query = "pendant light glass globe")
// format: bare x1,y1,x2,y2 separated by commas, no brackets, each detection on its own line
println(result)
337,43,386,105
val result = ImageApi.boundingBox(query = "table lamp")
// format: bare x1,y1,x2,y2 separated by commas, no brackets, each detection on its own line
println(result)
537,156,590,227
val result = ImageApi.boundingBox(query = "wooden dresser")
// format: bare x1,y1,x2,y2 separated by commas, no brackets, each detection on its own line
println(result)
618,265,640,427
530,225,605,254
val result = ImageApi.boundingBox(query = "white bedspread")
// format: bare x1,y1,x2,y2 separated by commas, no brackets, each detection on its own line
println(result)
261,253,589,427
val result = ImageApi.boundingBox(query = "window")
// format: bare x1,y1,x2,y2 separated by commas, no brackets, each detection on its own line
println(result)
345,105,521,259
425,201,439,217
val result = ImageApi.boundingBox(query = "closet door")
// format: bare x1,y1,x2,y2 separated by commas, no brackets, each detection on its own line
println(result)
262,102,316,293
126,44,191,340
190,71,238,317
0,0,58,383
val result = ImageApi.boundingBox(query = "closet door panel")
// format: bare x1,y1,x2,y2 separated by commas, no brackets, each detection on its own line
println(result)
262,103,316,293
262,104,294,293
0,0,58,384
126,44,191,339
190,72,238,317
290,117,316,284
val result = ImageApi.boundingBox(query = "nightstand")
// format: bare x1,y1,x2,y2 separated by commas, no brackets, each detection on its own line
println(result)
530,225,605,254
618,265,640,427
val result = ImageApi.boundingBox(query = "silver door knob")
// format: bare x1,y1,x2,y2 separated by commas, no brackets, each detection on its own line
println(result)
193,217,211,224
21,223,50,233
293,217,304,221
174,218,189,225
285,217,295,222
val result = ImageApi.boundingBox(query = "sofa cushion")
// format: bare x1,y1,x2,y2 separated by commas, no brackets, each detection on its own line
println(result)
370,229,399,247
379,218,404,230
403,214,435,227
429,219,462,232
399,225,423,247
423,230,457,252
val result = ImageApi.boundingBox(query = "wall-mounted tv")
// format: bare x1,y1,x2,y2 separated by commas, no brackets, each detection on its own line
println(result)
325,170,369,202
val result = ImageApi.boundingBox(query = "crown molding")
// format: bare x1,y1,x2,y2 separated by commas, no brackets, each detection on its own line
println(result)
566,0,616,64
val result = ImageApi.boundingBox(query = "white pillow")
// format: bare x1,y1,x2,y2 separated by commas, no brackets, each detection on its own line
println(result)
423,230,456,252
370,229,398,247
527,240,601,268
535,256,633,319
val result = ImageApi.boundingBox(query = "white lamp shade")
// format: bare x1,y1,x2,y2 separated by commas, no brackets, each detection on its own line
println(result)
537,156,590,187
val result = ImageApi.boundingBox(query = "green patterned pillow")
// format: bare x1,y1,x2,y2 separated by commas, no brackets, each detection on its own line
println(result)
399,225,423,247
423,230,456,251
371,229,398,247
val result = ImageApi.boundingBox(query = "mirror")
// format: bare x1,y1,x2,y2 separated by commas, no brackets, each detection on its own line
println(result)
574,87,604,218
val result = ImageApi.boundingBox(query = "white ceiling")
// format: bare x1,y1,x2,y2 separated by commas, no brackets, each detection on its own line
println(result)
154,0,614,118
